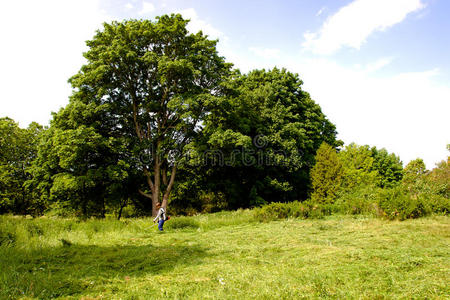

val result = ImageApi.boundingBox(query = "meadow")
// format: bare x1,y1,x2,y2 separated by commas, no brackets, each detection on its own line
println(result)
0,211,449,299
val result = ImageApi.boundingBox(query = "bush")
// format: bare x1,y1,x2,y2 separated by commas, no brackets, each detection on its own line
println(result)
165,217,200,230
421,193,449,215
334,185,380,215
377,187,432,220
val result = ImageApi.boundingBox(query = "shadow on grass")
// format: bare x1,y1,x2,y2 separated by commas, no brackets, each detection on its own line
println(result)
1,242,209,298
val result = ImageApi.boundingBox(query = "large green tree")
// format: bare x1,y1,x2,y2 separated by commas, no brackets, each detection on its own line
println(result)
67,15,231,215
174,68,341,209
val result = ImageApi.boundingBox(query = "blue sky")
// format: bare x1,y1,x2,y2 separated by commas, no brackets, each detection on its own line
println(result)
0,0,449,168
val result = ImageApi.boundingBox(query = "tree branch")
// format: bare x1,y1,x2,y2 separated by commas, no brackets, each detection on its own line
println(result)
138,189,153,199
143,167,155,193
164,163,177,197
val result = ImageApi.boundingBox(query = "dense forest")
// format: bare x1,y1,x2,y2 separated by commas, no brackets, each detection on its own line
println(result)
1,15,448,219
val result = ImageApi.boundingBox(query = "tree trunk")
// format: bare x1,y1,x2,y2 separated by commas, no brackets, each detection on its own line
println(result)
117,198,127,220
161,164,177,210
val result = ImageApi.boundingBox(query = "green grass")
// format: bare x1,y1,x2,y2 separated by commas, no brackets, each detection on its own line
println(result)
0,212,449,299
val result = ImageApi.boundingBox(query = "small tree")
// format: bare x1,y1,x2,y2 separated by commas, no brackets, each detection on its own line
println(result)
0,117,44,214
310,142,344,204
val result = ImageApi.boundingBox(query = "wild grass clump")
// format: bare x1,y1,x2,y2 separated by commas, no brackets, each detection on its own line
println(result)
195,209,255,230
253,201,334,222
0,227,15,246
165,216,200,230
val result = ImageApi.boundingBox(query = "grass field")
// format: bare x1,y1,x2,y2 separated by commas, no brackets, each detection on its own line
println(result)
1,211,449,299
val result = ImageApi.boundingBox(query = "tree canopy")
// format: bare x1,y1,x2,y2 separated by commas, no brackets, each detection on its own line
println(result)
171,68,341,210
49,15,231,215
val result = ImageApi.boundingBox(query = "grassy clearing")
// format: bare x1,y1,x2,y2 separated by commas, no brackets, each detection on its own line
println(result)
0,212,449,299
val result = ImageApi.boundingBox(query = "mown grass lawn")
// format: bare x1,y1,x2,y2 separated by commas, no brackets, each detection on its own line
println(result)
1,212,449,299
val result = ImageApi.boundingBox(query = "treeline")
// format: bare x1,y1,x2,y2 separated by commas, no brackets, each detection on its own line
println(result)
306,143,449,219
0,15,448,219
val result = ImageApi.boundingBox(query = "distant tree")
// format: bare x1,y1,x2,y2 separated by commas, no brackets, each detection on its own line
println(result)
401,158,427,195
370,147,403,188
67,15,231,215
0,117,44,214
310,142,344,204
404,158,427,178
426,158,449,198
338,143,379,190
413,147,449,199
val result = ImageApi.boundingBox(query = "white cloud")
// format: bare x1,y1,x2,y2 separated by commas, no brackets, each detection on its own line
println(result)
223,49,449,167
316,7,327,17
288,58,449,168
176,8,225,40
139,1,155,15
249,47,281,60
175,8,239,70
0,0,111,127
303,0,425,55
364,57,393,73
125,3,134,10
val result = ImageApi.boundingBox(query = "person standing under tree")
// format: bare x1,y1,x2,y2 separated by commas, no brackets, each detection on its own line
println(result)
153,203,166,231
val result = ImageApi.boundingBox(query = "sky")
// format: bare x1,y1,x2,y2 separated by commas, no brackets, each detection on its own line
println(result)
0,0,449,168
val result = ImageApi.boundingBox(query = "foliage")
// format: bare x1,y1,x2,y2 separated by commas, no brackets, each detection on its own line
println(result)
178,68,341,210
370,147,403,187
310,142,344,204
27,102,134,218
0,117,44,214
422,158,449,198
377,186,433,220
333,185,381,215
68,15,231,215
402,158,427,192
338,143,380,190
400,156,449,199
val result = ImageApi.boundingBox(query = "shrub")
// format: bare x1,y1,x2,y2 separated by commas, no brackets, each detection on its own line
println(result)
422,193,449,215
334,185,380,215
253,202,290,222
377,187,432,220
200,192,227,213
